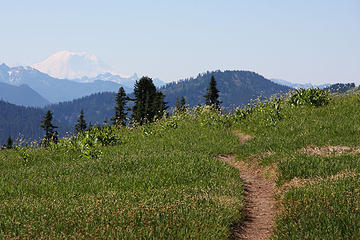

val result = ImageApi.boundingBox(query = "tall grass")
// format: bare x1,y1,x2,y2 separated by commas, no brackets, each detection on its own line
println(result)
0,107,243,239
233,90,360,239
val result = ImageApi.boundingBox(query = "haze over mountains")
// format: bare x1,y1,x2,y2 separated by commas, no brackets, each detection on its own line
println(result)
32,50,113,80
0,68,294,143
0,82,49,107
0,63,131,103
270,78,331,89
31,51,165,87
1,50,352,144
0,51,165,106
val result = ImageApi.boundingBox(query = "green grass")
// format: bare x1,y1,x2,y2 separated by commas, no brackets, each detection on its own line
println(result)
3,91,360,239
234,92,360,239
0,109,243,239
274,175,360,240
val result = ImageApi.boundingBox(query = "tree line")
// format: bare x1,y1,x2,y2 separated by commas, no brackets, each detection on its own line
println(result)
3,75,220,148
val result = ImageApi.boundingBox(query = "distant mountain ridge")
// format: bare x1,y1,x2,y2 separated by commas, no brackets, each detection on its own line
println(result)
0,63,131,103
32,50,113,79
161,70,292,108
270,78,331,89
1,70,292,144
31,50,165,88
0,82,50,107
0,100,71,144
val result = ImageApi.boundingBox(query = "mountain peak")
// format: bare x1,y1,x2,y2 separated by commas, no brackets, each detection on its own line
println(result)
31,50,112,79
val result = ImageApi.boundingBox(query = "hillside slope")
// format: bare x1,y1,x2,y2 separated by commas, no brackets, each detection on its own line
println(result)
234,92,360,239
0,82,50,107
49,92,117,126
161,70,292,108
0,63,130,103
0,101,71,144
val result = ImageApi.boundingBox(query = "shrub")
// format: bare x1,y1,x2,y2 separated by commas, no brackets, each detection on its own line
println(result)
288,88,331,107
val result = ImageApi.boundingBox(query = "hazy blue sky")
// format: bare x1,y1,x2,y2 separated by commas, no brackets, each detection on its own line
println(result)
1,0,359,84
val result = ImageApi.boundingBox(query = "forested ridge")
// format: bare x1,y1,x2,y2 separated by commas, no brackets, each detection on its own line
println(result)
1,70,292,144
161,70,292,108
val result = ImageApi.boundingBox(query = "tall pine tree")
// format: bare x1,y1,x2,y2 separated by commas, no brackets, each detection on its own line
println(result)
175,96,186,112
204,75,221,109
6,136,13,149
111,87,127,126
40,110,58,146
180,96,186,111
75,109,87,134
132,76,167,125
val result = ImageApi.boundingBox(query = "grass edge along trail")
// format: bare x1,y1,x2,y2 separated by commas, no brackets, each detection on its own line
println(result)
0,107,244,239
233,91,360,239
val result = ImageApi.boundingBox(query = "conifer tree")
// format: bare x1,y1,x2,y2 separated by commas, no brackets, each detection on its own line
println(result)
40,110,58,146
204,75,221,109
111,87,127,126
180,96,186,111
175,97,180,111
132,76,167,124
175,96,186,112
75,109,87,134
6,136,13,149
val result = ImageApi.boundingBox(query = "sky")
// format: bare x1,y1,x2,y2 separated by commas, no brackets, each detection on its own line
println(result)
0,0,359,84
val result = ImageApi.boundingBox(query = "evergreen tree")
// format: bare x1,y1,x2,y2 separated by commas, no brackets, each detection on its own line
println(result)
204,75,221,109
175,96,186,112
180,96,186,111
40,110,58,146
75,109,87,134
111,87,127,126
132,76,167,125
175,97,180,111
6,136,13,149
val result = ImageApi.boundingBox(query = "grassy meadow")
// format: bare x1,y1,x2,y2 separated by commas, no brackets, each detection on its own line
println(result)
234,91,360,239
0,108,243,239
1,89,360,239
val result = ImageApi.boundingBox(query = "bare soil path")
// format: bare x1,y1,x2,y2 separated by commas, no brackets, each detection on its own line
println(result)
218,132,277,240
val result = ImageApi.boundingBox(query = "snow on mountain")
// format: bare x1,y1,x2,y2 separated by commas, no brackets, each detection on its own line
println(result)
0,63,132,103
31,50,114,80
270,78,331,89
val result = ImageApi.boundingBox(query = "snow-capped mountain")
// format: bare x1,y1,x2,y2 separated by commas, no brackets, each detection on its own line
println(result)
32,50,114,80
0,63,131,103
270,79,331,89
31,50,166,87
78,72,139,89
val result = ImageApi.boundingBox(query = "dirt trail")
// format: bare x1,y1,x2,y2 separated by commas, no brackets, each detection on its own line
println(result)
218,132,277,240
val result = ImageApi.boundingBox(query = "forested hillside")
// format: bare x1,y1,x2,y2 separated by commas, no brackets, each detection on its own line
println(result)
0,70,294,144
0,82,50,107
324,83,357,93
160,70,292,108
49,92,118,126
0,101,71,144
0,93,121,144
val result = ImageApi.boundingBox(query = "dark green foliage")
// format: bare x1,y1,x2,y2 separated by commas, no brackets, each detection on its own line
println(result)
132,76,167,125
288,88,331,107
49,92,118,126
160,70,292,108
6,136,13,149
0,100,68,144
204,75,221,109
111,87,127,126
40,110,58,146
74,109,87,134
175,96,187,112
175,97,180,110
180,96,186,108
